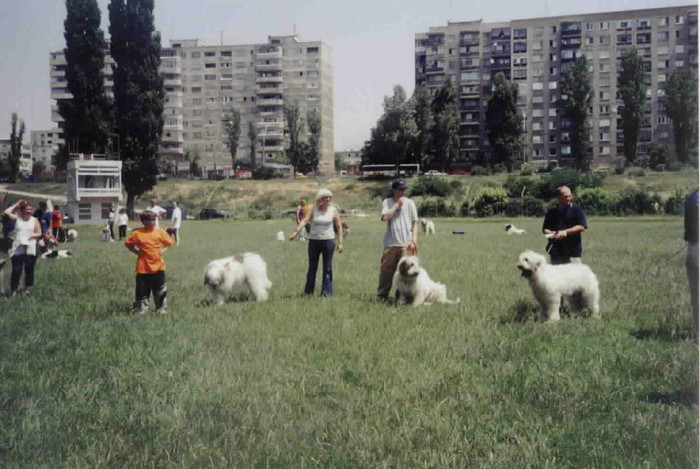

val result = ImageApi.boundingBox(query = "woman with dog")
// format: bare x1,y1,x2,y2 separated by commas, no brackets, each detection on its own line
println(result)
4,200,42,297
289,189,343,297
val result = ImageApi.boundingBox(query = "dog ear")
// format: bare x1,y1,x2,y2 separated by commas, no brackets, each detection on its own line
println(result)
532,257,542,271
224,262,231,271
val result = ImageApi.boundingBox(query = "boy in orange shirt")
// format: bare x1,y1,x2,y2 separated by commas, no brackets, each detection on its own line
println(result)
124,210,173,314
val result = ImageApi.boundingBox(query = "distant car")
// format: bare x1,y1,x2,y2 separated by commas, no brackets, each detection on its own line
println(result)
343,209,369,218
424,170,446,176
208,174,226,181
199,208,232,220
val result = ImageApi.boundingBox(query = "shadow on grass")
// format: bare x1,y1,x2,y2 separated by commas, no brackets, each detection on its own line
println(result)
645,387,698,407
630,327,696,342
500,299,540,324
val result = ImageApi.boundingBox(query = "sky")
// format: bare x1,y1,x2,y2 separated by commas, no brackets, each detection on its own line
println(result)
0,0,690,149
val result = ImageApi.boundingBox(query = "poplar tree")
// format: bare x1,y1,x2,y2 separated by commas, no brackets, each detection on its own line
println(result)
224,107,242,168
109,0,165,215
247,121,258,169
9,113,26,182
559,56,593,171
430,82,460,172
665,69,698,163
302,108,321,174
486,72,524,170
411,83,433,169
283,100,304,177
618,49,646,163
57,0,113,170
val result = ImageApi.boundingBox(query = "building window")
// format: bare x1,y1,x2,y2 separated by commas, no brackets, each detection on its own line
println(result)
532,40,543,50
549,54,557,62
204,74,216,80
548,107,557,116
533,121,542,130
599,63,610,72
548,81,557,90
675,44,685,53
585,22,594,31
600,21,609,30
617,20,631,29
79,203,91,220
549,147,557,157
675,15,685,25
585,36,594,45
658,16,669,26
204,51,215,57
191,52,200,58
532,82,543,91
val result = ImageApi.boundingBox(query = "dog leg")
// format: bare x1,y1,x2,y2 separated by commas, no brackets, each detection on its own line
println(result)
247,277,270,302
584,288,601,319
212,290,225,306
544,295,561,322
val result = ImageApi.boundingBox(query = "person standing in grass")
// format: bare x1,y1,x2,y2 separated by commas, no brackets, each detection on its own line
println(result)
170,201,182,246
51,205,62,239
684,189,698,336
295,199,309,241
4,200,42,297
107,206,116,241
377,180,418,301
542,186,587,265
147,199,167,228
117,208,129,240
124,210,173,314
289,189,343,296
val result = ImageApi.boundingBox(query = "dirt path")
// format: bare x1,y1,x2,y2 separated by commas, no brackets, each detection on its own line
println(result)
0,187,67,202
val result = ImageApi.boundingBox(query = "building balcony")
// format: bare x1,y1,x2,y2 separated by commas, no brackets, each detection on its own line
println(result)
257,120,284,129
425,66,444,73
163,77,182,86
161,132,184,143
255,63,283,72
257,98,284,106
255,47,283,59
258,110,284,118
256,75,283,84
255,85,282,95
74,187,123,200
259,129,284,138
51,89,73,100
261,145,284,152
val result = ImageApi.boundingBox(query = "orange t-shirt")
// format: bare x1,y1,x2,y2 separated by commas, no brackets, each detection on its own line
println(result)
51,209,62,228
124,227,173,274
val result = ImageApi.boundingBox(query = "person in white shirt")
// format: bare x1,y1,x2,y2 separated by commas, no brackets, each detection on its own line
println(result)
170,201,182,246
289,189,343,296
377,180,419,301
107,207,116,241
117,208,129,240
147,199,167,228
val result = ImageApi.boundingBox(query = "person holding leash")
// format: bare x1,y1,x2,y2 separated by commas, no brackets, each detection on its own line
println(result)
542,185,587,264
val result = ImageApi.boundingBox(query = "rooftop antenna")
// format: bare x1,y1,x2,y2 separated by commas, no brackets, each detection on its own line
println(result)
220,31,223,46
293,24,297,36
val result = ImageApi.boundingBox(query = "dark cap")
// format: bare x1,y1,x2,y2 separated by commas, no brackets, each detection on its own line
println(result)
391,180,408,190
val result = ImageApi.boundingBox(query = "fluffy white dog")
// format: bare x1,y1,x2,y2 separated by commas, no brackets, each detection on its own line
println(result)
517,250,600,322
204,253,272,305
505,224,526,235
66,229,78,243
41,249,73,259
420,218,436,235
394,255,459,306
276,231,285,241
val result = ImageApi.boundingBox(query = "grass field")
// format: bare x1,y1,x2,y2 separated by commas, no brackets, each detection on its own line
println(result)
1,216,697,467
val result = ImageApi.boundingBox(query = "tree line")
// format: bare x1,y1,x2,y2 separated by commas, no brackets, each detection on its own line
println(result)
362,50,697,173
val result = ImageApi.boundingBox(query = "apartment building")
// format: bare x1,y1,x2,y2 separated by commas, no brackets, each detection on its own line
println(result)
30,130,62,172
415,5,698,169
50,34,334,177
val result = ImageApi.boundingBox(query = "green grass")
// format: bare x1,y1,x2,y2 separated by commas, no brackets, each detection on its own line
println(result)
0,216,697,468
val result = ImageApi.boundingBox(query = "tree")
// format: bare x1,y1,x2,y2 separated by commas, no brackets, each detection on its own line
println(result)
185,148,200,178
430,82,460,172
32,161,47,176
559,56,593,171
57,0,113,170
618,48,647,163
224,107,242,169
485,72,523,170
361,85,417,173
411,83,433,169
665,69,698,163
247,121,258,169
109,0,165,215
9,113,26,182
283,100,305,177
301,108,321,174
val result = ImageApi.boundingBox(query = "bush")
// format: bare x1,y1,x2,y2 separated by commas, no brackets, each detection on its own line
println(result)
472,188,508,217
664,187,687,215
627,167,646,177
252,166,281,180
667,162,683,172
459,200,470,217
633,155,650,169
471,165,490,176
367,183,391,199
410,176,453,197
653,164,666,172
519,163,534,176
492,163,506,174
534,168,604,200
504,174,538,198
418,198,456,217
615,187,660,215
504,195,546,217
577,187,620,216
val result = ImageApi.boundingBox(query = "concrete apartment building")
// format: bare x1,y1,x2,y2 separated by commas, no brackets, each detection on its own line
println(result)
415,5,698,170
30,130,62,172
50,34,334,177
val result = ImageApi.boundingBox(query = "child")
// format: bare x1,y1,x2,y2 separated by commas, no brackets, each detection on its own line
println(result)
124,210,173,314
117,208,129,240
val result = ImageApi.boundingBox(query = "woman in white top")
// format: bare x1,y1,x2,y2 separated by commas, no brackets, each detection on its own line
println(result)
290,189,343,296
3,200,42,296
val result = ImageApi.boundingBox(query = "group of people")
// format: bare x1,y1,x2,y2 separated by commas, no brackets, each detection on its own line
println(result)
2,200,64,296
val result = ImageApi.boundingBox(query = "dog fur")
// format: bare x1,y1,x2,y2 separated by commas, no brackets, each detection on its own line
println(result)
66,229,78,243
41,249,73,259
394,255,459,306
505,224,526,235
276,231,285,241
420,218,436,235
204,253,272,305
517,250,600,322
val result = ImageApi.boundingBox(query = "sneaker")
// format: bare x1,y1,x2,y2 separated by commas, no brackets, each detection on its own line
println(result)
23,289,31,297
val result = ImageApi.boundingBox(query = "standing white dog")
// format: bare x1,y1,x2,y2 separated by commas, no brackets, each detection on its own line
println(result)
66,229,78,243
394,255,459,306
517,250,600,322
204,253,272,305
505,224,526,235
420,218,436,235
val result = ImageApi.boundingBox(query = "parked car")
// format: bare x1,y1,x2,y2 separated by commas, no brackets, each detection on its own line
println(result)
199,208,232,220
448,169,470,175
424,170,446,176
207,173,226,181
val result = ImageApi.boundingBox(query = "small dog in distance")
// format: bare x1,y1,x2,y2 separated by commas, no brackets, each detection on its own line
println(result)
505,224,526,235
420,218,436,235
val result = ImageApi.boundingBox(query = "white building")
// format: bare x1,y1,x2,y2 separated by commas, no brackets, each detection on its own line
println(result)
31,130,62,172
65,153,122,225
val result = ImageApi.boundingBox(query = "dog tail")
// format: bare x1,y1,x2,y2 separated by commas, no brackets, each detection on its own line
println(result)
444,297,460,305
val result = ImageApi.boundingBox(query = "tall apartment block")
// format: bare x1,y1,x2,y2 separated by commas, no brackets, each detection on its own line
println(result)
50,35,334,176
415,5,698,169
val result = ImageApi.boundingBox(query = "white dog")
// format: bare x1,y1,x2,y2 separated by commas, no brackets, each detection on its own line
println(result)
276,231,285,241
420,218,435,235
394,255,459,306
66,229,78,243
41,249,73,259
101,225,111,242
517,250,600,322
204,253,272,305
505,224,526,235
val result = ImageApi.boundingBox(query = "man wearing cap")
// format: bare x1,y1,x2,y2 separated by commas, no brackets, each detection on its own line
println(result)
377,180,419,301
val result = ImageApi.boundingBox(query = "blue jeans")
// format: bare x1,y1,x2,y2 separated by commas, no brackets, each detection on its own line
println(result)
305,239,335,296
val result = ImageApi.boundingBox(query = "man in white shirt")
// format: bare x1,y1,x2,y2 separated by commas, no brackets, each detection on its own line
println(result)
170,201,182,246
147,199,167,228
377,180,419,301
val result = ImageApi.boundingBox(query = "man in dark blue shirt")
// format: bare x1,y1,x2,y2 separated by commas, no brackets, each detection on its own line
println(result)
542,186,587,265
684,189,698,336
